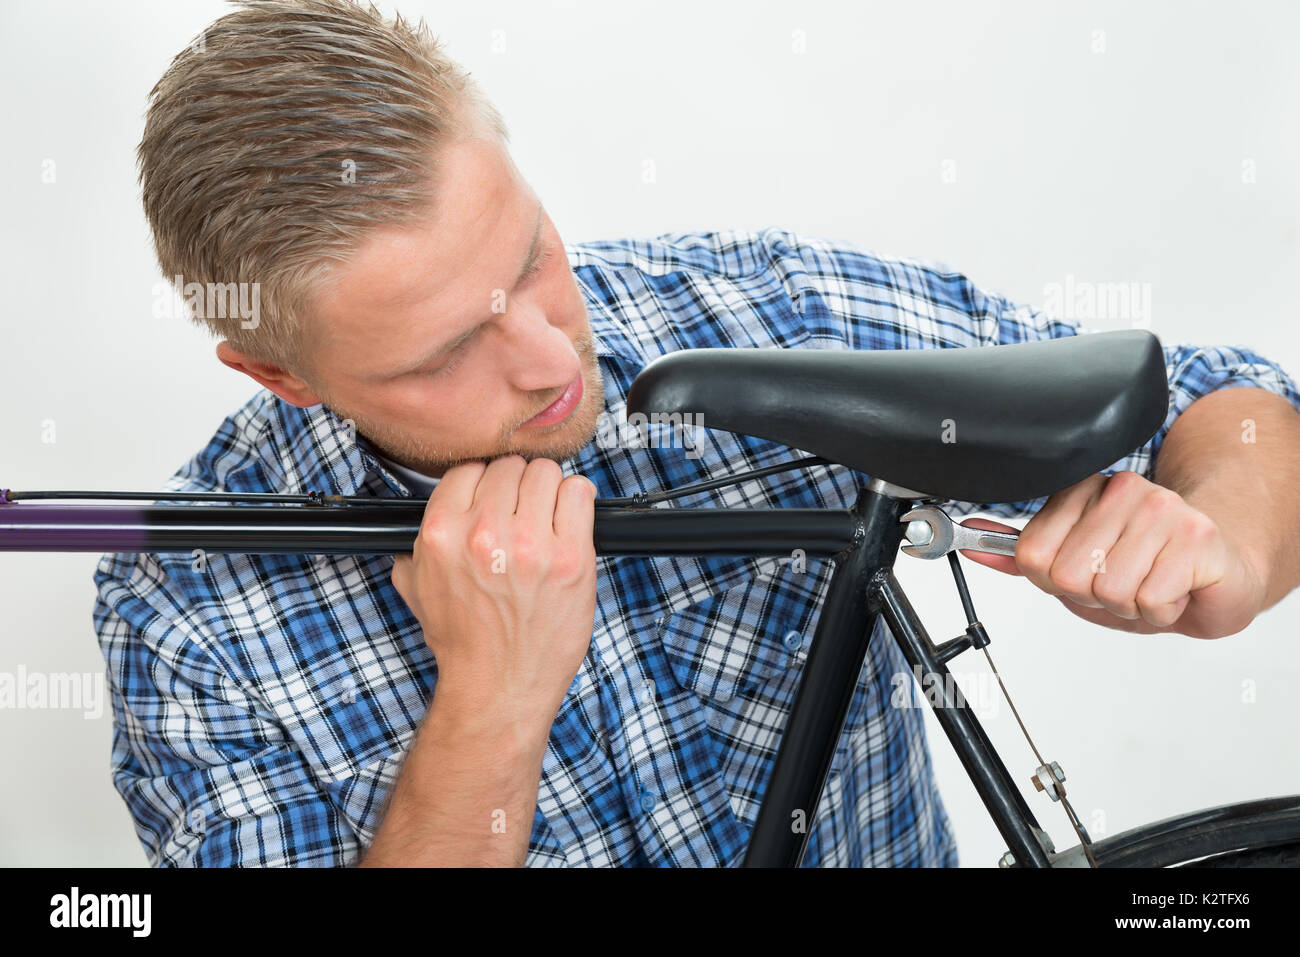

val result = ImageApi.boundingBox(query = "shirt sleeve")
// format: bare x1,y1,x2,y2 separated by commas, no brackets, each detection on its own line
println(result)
777,229,1300,521
93,551,361,867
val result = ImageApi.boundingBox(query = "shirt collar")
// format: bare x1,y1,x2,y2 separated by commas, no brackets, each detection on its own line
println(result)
273,400,408,498
567,243,648,367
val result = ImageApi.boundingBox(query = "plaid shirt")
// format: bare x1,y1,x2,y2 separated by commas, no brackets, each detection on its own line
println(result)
94,227,1300,867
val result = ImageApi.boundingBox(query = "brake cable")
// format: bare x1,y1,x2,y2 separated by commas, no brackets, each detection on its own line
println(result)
946,551,1099,868
1,454,836,510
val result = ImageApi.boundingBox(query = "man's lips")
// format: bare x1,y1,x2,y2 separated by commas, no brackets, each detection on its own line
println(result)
521,371,584,427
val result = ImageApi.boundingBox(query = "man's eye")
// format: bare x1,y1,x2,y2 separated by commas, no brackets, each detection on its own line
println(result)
524,246,552,280
428,347,468,377
419,247,551,379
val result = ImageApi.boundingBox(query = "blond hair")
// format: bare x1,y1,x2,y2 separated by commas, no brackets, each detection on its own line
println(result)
137,0,508,376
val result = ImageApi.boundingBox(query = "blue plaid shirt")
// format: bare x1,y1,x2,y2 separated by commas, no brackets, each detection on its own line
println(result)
94,227,1300,867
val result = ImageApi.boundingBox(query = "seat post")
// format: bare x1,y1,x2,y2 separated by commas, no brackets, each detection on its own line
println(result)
742,477,915,866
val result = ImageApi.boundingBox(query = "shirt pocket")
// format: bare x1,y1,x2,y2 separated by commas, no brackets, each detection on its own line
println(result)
656,555,831,704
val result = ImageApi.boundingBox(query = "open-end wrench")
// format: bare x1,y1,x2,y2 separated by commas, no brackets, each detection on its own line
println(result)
899,504,1019,560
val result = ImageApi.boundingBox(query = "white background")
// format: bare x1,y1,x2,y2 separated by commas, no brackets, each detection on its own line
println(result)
1,0,1297,866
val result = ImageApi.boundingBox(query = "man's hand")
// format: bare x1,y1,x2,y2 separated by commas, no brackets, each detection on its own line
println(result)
392,454,599,730
362,455,597,867
957,470,1268,639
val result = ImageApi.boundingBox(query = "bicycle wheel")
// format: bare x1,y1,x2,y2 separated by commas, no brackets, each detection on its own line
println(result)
1072,795,1300,868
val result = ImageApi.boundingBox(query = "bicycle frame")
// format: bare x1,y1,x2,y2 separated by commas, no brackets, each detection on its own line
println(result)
742,478,1053,867
0,476,1054,867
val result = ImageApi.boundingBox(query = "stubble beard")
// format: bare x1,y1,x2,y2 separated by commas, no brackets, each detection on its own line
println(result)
329,334,606,478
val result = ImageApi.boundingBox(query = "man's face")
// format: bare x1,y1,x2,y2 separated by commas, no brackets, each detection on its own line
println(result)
291,129,605,478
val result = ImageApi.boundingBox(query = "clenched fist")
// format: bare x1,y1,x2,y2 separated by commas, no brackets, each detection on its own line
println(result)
958,470,1268,639
391,455,599,730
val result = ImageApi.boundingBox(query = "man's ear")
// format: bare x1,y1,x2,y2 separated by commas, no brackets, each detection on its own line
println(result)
215,341,324,408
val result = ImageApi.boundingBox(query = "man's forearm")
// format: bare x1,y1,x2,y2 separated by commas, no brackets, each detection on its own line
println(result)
1153,385,1300,612
357,682,551,867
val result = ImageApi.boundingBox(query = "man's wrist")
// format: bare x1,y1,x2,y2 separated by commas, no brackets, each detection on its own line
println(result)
1178,479,1276,614
424,672,554,763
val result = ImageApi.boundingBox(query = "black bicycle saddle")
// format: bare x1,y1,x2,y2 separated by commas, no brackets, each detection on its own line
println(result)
625,329,1169,503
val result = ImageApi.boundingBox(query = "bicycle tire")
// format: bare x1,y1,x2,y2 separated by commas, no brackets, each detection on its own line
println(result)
1176,839,1300,867
1069,795,1300,868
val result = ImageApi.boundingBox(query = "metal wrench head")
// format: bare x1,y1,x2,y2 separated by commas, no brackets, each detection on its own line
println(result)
899,505,954,559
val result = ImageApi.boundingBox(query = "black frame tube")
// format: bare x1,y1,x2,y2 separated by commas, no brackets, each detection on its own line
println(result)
870,568,1051,867
0,503,856,557
741,484,899,866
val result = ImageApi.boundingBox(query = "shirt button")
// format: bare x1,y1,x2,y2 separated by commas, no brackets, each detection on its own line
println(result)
638,679,656,703
639,790,657,812
782,630,804,652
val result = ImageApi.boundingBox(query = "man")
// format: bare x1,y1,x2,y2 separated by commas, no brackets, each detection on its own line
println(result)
95,0,1300,867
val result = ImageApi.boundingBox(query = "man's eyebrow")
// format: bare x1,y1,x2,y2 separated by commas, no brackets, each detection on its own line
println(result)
389,201,544,378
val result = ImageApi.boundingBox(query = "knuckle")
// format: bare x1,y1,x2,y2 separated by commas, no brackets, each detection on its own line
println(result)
1091,571,1122,598
1050,561,1092,597
419,511,454,549
1055,578,1090,600
1093,577,1134,612
1142,486,1181,515
1135,590,1175,625
1181,511,1218,543
510,533,540,570
562,474,597,496
467,524,499,562
527,457,563,480
1016,545,1051,575
552,545,592,581
1109,469,1146,493
439,460,485,486
550,552,579,580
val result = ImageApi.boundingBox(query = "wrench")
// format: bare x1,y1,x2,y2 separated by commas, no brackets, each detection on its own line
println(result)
899,504,1020,560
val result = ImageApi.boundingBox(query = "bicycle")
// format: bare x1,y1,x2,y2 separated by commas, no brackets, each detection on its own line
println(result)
4,328,1298,867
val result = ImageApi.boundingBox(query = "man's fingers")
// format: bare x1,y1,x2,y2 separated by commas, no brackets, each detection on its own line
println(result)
1046,475,1158,607
1016,475,1106,596
1055,594,1165,634
516,458,565,535
390,554,413,603
1130,537,1197,628
1086,507,1183,620
472,454,528,518
952,518,1022,576
428,460,486,514
553,474,598,543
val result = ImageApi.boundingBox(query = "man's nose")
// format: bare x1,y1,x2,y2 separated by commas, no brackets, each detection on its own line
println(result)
496,302,579,392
